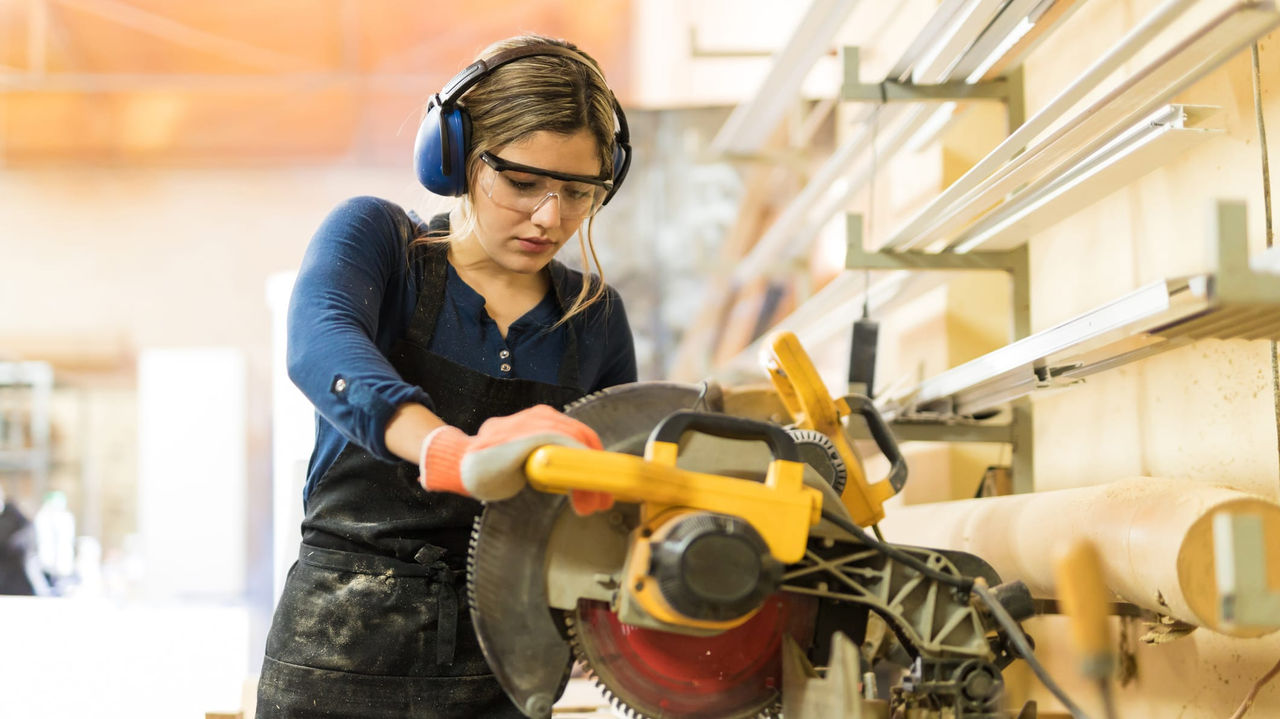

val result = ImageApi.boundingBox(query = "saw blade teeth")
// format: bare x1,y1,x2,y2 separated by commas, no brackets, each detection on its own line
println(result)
594,678,641,719
564,610,641,718
561,386,614,413
465,514,482,611
787,427,849,495
567,606,779,719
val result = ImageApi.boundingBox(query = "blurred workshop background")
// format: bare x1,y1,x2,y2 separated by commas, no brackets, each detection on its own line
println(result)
2,1,1280,718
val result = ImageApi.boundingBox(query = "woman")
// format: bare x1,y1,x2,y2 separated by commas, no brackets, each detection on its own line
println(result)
257,34,637,718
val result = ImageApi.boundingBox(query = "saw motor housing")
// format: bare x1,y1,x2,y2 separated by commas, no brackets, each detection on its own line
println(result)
531,409,820,634
618,508,785,633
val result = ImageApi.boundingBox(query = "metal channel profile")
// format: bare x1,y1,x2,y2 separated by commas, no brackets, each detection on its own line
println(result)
728,0,1053,288
881,0,1280,252
883,275,1213,418
881,201,1280,419
710,0,863,157
948,104,1223,252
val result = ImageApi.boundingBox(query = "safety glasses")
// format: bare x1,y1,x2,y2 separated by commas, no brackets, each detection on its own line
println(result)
479,152,612,220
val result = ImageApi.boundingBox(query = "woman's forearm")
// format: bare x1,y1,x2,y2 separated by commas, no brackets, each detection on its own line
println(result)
384,403,449,464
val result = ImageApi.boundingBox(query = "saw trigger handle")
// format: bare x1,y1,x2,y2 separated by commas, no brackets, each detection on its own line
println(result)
764,330,901,527
647,410,800,463
644,410,808,504
842,394,907,493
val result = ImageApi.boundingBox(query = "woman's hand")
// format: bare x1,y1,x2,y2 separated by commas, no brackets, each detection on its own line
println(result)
418,404,614,515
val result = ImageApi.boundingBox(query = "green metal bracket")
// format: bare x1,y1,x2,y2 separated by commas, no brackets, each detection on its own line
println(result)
841,46,1025,137
846,419,1014,444
847,212,1033,492
840,47,1012,102
845,213,1029,338
837,37,1034,492
1212,200,1280,305
846,214,1025,269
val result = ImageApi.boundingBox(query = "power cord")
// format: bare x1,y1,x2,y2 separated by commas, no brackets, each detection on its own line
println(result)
971,579,1094,719
1252,43,1274,246
1250,42,1280,497
850,106,883,400
819,509,1093,719
865,103,881,316
1230,41,1280,719
820,509,972,591
1229,655,1280,719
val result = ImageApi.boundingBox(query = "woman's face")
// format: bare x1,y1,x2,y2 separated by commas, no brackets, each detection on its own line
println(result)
467,128,604,276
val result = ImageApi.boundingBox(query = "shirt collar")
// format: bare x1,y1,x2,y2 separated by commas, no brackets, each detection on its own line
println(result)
545,260,580,315
443,263,489,322
428,213,581,317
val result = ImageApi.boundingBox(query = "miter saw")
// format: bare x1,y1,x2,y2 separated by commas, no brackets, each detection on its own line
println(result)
468,332,1043,719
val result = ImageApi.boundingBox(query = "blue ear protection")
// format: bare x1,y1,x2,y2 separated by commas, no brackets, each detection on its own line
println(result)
414,44,632,206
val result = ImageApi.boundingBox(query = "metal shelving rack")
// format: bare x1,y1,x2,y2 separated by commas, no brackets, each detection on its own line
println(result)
838,1,1280,493
0,361,53,510
717,0,1280,495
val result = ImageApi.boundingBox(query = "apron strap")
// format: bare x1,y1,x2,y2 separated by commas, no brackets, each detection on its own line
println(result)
414,545,459,665
404,241,451,351
556,321,580,389
404,215,583,393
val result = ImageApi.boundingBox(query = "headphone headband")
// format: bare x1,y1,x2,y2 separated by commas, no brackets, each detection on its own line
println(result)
415,42,632,205
436,44,603,109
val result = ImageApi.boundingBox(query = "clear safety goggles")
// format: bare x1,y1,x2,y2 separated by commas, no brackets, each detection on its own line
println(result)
479,152,612,220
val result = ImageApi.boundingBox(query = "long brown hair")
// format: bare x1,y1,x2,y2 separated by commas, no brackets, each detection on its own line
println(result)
413,34,620,323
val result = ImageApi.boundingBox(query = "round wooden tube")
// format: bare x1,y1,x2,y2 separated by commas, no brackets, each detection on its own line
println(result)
877,478,1280,637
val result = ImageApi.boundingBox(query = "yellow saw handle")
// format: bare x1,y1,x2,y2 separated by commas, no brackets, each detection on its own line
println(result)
525,410,823,564
764,331,900,527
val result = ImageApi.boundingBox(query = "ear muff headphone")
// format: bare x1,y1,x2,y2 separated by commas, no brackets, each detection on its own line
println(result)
414,43,632,207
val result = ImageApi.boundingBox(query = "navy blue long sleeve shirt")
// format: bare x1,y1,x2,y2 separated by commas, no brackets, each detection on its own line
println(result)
287,196,638,501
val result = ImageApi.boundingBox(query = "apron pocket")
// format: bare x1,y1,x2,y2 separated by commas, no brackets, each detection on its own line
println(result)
256,656,525,719
265,558,490,677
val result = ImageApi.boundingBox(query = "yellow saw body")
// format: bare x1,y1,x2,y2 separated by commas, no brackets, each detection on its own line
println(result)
467,332,1027,719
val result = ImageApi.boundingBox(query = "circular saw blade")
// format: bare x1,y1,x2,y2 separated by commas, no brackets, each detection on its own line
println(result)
467,487,569,719
567,594,819,719
561,381,717,451
469,382,707,718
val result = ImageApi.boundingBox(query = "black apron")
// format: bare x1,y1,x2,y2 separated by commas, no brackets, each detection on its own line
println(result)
258,231,584,719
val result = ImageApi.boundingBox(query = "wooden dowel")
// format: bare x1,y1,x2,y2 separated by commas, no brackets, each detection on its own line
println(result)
878,478,1280,637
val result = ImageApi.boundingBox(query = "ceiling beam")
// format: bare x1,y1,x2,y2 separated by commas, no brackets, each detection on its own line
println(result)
51,0,309,72
0,72,428,92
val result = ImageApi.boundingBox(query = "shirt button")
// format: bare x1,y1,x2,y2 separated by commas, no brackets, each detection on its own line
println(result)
500,363,512,373
499,349,510,359
333,378,347,393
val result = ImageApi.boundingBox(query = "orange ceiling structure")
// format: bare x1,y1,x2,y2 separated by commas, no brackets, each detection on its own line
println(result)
0,0,633,166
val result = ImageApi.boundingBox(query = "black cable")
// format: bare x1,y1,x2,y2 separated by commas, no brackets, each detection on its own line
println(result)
1099,678,1119,719
820,509,1092,718
1250,42,1280,501
871,522,886,543
971,579,1093,719
864,104,881,319
820,509,972,592
1251,43,1273,247
691,380,711,412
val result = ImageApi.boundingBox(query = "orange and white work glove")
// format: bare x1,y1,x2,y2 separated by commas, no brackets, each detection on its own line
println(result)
418,404,614,516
